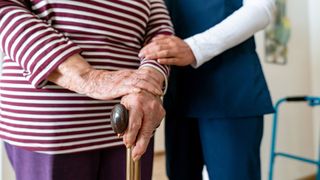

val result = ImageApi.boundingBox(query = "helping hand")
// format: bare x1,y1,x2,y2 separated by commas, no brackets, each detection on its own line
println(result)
139,35,196,66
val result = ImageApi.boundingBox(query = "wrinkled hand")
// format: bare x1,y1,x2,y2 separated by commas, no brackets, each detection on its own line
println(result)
139,35,196,66
120,90,165,161
138,66,164,91
48,54,165,100
81,67,164,100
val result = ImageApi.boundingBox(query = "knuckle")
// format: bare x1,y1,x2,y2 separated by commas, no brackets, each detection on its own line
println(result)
156,103,165,115
131,121,141,130
123,135,129,144
172,36,179,41
141,73,150,80
151,100,158,110
133,96,143,105
168,42,175,47
163,50,169,56
132,100,140,107
160,108,166,118
155,45,162,51
169,38,175,44
126,138,134,145
141,68,150,75
130,96,139,103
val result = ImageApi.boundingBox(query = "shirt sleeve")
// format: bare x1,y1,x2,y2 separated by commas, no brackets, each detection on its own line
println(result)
0,0,82,88
140,0,174,93
184,0,276,68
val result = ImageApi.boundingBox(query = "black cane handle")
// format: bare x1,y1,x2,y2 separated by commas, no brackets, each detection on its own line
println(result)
111,104,140,180
110,104,129,134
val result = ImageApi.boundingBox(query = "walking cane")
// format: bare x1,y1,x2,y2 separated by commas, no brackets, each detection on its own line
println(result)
110,104,141,180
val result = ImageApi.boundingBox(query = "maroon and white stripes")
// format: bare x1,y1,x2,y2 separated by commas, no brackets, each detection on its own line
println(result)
0,0,173,154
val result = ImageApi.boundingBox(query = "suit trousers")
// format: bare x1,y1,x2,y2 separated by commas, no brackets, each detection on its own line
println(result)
165,115,263,180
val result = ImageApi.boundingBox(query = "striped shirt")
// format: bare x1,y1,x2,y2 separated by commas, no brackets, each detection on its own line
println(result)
0,0,173,154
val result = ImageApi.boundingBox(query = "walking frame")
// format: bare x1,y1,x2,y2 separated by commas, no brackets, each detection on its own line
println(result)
269,96,320,180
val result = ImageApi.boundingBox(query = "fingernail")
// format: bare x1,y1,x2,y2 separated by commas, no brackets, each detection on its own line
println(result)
138,53,144,58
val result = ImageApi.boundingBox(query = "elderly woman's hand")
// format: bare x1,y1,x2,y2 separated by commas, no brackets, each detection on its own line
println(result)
139,35,196,66
120,90,165,161
80,67,164,100
48,54,164,100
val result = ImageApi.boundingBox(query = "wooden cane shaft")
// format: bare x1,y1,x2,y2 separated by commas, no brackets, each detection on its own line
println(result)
134,158,141,180
110,104,140,180
126,147,133,180
126,147,141,180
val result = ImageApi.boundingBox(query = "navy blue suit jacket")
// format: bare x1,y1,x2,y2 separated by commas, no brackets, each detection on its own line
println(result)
164,0,274,118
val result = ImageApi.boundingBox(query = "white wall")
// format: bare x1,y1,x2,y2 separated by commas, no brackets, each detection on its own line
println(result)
0,53,15,180
0,144,15,180
258,0,317,179
308,0,320,162
155,121,165,152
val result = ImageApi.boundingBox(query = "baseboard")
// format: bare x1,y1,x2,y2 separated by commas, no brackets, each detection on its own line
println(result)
299,174,316,180
154,151,165,156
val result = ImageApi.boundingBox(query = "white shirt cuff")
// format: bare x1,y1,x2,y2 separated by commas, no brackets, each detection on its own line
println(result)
184,37,205,69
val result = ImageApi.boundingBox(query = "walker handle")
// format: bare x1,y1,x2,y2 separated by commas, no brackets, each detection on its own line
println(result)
285,96,307,102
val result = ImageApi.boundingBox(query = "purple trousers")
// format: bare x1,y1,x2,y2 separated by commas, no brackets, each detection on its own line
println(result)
4,141,154,180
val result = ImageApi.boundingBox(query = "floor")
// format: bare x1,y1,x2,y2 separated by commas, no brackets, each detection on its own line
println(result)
152,153,209,180
152,153,168,180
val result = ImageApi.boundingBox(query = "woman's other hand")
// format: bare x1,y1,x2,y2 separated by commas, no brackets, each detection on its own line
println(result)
139,35,196,66
120,90,165,161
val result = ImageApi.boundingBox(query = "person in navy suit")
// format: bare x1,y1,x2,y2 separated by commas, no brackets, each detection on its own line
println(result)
139,0,275,179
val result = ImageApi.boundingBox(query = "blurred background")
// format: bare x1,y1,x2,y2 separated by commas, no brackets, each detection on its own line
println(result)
1,0,319,179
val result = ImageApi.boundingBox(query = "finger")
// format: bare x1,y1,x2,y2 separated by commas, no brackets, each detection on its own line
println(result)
132,129,152,161
139,41,171,59
123,105,143,148
144,49,173,60
157,58,178,65
133,78,163,96
139,45,151,58
152,35,172,41
139,45,154,59
131,92,164,160
132,101,158,160
107,86,141,100
137,67,163,85
129,73,163,95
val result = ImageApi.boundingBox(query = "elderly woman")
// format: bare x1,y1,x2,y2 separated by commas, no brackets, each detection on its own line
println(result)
0,0,173,180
